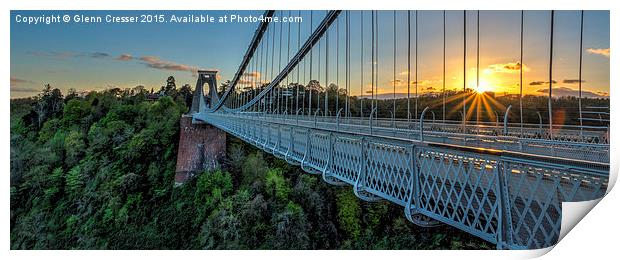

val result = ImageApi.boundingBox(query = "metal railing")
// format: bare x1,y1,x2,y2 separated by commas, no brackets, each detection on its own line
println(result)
195,111,609,250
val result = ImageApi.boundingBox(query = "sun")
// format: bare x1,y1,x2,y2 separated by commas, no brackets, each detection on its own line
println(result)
475,80,492,94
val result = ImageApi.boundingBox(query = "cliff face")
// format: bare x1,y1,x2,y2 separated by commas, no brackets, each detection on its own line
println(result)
174,115,226,186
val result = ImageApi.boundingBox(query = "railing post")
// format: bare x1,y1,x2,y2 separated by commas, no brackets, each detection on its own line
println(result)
428,110,436,132
494,110,499,130
325,132,334,177
496,159,514,249
369,107,377,135
405,143,418,222
408,112,413,130
336,108,343,131
459,111,465,133
354,137,367,198
314,108,320,128
277,124,282,153
420,107,430,142
301,128,311,169
503,105,512,135
296,108,302,125
536,111,543,136
285,125,294,162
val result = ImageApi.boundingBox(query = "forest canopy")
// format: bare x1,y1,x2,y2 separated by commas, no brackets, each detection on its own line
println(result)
10,79,490,249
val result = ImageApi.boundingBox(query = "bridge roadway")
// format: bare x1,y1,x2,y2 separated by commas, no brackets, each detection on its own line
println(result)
215,111,609,163
195,111,608,249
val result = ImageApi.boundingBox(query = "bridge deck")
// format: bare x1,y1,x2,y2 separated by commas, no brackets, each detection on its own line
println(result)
195,112,608,250
217,112,609,163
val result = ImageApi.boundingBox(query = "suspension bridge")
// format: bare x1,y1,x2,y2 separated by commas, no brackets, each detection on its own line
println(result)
182,10,610,250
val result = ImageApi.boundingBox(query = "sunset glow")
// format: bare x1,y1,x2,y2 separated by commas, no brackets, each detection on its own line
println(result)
10,10,610,100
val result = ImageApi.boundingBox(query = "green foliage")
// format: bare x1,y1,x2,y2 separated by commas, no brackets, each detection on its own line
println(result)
336,188,362,240
65,165,83,196
62,99,91,128
10,84,491,250
265,168,289,202
64,130,85,167
195,170,233,213
268,201,310,249
241,152,269,186
38,118,61,143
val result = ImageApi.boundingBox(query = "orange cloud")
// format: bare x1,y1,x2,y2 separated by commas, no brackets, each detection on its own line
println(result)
116,54,133,61
10,77,33,86
388,79,440,89
586,48,610,58
242,71,261,79
536,86,608,98
483,62,530,74
139,56,205,76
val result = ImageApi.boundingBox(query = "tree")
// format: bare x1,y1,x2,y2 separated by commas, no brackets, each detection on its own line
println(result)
165,76,176,92
336,188,362,240
64,130,85,167
265,169,290,202
62,99,91,128
34,84,64,128
269,202,310,249
178,83,193,108
218,80,230,96
65,88,78,101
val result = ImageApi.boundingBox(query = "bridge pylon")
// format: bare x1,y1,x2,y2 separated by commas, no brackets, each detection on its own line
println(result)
190,70,220,114
175,70,226,186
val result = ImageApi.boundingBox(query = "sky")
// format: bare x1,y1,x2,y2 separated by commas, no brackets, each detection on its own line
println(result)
10,10,610,99
10,10,263,98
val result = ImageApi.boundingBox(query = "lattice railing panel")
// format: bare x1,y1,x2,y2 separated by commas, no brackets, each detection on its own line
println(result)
329,136,363,185
361,141,413,206
289,128,307,162
501,158,608,249
304,132,330,173
414,146,502,244
276,126,291,157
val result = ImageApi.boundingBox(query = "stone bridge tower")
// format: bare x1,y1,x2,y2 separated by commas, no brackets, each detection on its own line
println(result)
174,70,226,186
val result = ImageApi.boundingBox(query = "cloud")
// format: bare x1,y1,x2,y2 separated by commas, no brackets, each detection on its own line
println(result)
10,77,34,86
242,71,261,78
562,79,586,84
483,62,531,74
529,80,557,86
536,86,609,98
586,48,610,58
11,87,40,93
26,50,214,77
90,52,110,58
10,77,38,94
28,51,77,59
237,72,261,85
115,54,133,61
388,79,439,88
139,56,205,76
28,51,113,59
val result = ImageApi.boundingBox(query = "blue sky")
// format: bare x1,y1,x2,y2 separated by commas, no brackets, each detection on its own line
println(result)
10,10,609,98
10,10,263,97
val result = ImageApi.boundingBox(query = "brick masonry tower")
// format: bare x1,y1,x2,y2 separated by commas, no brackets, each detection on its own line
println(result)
174,70,226,186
